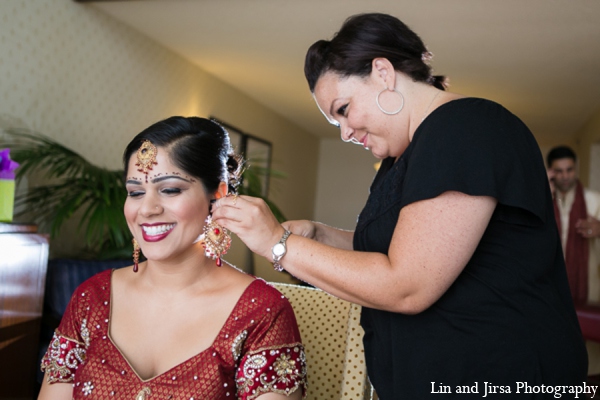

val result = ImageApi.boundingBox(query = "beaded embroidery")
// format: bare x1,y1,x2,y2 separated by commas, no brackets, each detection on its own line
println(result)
41,331,87,383
236,344,306,399
80,318,90,347
135,387,151,400
82,381,94,396
232,330,248,361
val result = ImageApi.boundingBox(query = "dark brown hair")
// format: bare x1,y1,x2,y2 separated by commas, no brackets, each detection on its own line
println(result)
123,117,243,194
304,13,446,91
547,146,577,168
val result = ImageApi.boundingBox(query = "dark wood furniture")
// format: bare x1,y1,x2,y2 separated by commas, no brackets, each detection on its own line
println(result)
0,224,49,399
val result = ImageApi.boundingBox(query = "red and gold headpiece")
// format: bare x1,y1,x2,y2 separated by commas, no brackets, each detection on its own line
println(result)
135,140,158,182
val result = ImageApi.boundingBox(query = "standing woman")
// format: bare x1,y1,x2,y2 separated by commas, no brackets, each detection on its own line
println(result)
212,13,587,399
38,117,306,400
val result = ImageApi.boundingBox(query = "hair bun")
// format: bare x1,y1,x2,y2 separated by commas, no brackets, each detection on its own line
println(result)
226,153,244,194
430,75,448,91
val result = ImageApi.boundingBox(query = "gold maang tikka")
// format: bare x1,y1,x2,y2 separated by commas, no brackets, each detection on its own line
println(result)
136,140,158,182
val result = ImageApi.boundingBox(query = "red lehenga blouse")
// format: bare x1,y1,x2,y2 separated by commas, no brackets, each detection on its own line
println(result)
41,270,307,399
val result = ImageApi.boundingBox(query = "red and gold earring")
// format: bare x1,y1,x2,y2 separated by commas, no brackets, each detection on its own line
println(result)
201,215,231,267
132,238,140,273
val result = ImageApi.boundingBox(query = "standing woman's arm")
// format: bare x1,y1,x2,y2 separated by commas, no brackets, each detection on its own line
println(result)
283,219,354,250
213,191,496,314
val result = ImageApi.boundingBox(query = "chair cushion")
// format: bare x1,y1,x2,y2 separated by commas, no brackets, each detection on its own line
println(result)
270,282,370,399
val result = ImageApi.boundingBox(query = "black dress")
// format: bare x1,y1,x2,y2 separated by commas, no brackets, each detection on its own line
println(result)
354,98,587,399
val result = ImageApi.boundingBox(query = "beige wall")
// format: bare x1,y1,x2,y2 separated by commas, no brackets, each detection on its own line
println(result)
314,139,376,231
574,107,600,376
574,107,600,186
0,0,319,270
537,107,600,185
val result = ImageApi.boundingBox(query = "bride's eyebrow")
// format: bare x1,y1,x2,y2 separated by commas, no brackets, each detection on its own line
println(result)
126,178,142,185
126,175,195,185
151,175,193,184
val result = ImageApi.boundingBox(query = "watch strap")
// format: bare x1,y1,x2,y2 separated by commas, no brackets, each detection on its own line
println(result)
272,229,291,272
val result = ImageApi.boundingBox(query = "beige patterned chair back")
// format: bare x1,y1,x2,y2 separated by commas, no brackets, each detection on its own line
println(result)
270,282,374,400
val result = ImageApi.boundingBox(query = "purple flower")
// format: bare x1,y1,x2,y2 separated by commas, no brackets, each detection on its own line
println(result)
0,148,19,180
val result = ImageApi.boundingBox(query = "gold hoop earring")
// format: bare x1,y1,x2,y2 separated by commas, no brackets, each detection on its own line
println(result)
376,87,405,115
201,215,231,267
132,238,140,273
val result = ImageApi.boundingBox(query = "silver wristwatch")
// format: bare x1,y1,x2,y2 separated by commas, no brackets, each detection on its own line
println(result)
272,229,291,272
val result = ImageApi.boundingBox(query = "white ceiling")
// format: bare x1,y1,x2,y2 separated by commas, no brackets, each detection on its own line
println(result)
89,0,600,144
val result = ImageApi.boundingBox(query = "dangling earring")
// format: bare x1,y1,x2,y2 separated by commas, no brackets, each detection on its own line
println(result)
201,215,231,267
376,87,405,115
132,238,140,273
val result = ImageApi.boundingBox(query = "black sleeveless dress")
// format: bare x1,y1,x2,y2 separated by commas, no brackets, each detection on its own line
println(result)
354,98,587,399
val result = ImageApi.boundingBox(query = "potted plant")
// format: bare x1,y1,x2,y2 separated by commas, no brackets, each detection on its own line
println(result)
4,127,130,259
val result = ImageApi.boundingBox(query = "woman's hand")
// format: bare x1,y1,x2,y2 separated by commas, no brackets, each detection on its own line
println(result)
285,220,354,250
283,220,317,240
212,195,285,259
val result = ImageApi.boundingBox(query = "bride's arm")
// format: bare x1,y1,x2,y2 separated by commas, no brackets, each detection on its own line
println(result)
37,373,73,400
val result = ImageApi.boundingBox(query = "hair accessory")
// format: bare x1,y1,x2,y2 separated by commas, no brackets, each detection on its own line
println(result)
136,140,158,182
376,87,405,115
132,238,140,273
201,215,231,267
421,51,434,64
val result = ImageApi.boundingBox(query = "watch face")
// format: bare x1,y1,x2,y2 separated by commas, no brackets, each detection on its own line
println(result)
273,243,286,257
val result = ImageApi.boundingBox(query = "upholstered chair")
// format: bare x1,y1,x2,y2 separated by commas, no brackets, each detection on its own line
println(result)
270,282,375,400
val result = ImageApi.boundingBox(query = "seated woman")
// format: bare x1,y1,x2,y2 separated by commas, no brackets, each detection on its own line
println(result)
38,117,307,400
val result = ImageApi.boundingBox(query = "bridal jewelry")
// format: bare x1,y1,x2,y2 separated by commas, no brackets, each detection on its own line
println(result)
201,215,231,267
132,238,140,273
135,140,158,182
421,91,440,122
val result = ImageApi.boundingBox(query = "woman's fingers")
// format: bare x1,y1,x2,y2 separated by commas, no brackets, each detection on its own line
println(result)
284,220,316,239
212,195,283,257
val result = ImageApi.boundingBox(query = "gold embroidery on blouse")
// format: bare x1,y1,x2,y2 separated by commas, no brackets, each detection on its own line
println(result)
273,353,296,382
236,344,307,400
135,387,151,400
41,331,87,383
81,318,90,347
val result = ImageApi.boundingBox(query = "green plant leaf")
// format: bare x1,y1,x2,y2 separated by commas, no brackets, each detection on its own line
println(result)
238,161,287,223
4,127,130,257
